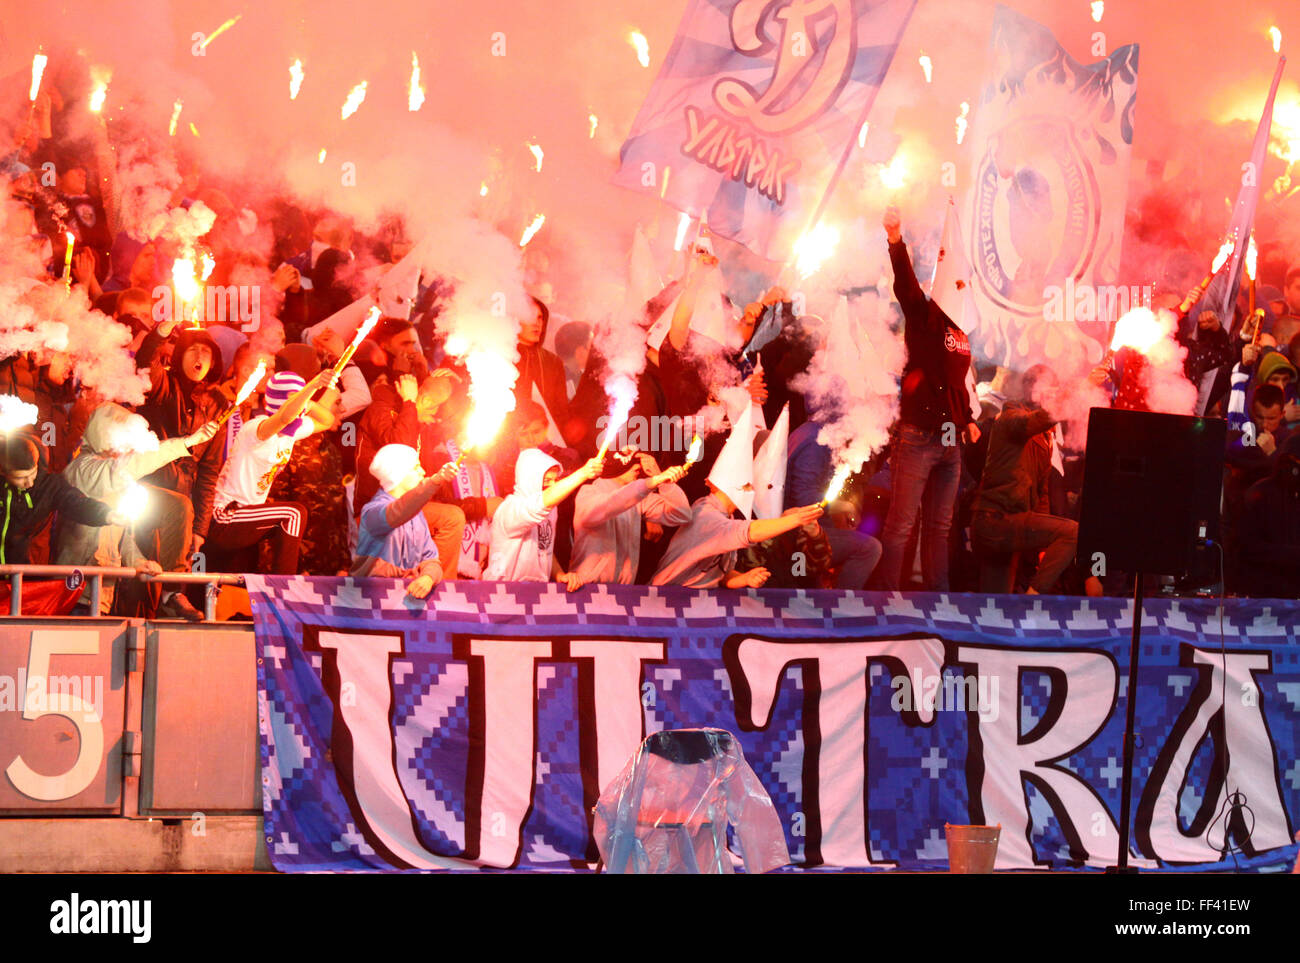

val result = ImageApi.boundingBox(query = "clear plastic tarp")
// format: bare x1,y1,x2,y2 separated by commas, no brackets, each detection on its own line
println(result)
593,728,790,874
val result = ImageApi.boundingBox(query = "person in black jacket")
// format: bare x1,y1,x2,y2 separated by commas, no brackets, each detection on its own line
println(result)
877,206,977,590
133,315,225,571
1237,432,1300,598
0,435,124,565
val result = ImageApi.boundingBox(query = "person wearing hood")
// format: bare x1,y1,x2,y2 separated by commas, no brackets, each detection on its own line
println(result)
514,297,577,447
1237,433,1300,598
206,369,338,574
133,314,228,569
570,447,691,584
58,403,219,616
652,408,824,588
483,448,603,585
876,205,976,591
0,434,127,566
352,444,459,598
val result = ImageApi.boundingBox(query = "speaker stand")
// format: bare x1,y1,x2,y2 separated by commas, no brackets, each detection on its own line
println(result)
1106,572,1143,874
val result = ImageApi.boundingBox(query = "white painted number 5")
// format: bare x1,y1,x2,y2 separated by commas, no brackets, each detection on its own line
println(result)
5,630,104,801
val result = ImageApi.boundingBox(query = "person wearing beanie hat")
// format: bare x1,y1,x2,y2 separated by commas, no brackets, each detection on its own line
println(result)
569,447,691,584
1258,350,1297,390
351,444,458,598
0,434,128,566
206,368,337,573
652,411,825,589
483,448,604,585
133,311,228,569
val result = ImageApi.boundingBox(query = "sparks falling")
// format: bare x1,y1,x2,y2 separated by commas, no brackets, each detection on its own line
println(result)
794,223,841,279
821,464,853,505
629,30,650,68
318,148,327,164
200,14,243,49
168,99,183,137
1270,26,1282,53
919,54,932,84
29,52,47,101
1091,1,1104,23
341,81,368,120
519,214,547,247
588,112,598,138
409,53,425,112
479,181,489,196
528,142,544,172
858,121,870,149
660,166,671,199
289,59,304,100
956,102,970,145
189,122,200,138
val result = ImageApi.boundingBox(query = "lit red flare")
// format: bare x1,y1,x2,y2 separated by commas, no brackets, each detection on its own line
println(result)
821,464,853,506
89,67,111,113
409,53,425,112
685,434,704,464
117,483,149,523
918,54,932,83
1270,26,1282,53
793,223,840,279
334,307,381,374
1211,237,1235,273
169,100,183,137
1109,308,1165,354
528,142,544,172
236,360,268,405
29,52,47,102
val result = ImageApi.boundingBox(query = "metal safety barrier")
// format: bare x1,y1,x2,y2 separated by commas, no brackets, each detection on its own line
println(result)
0,565,244,621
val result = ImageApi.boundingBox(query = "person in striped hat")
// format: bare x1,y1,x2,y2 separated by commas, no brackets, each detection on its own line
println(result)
205,368,337,573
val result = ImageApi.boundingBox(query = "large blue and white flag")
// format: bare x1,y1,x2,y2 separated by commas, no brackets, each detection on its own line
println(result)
615,0,916,262
962,5,1139,370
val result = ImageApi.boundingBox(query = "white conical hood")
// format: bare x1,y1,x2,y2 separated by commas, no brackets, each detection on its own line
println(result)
707,403,756,519
931,197,979,334
752,403,790,519
375,239,425,319
626,224,661,313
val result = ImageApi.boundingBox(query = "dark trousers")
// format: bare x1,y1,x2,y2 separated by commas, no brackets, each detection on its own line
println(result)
208,501,306,575
972,510,1077,594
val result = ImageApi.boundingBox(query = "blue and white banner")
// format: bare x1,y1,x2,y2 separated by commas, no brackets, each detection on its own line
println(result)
247,576,1300,873
962,5,1139,370
614,0,916,261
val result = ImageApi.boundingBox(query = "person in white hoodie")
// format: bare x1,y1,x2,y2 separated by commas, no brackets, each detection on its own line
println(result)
570,448,691,584
59,403,219,617
484,448,603,586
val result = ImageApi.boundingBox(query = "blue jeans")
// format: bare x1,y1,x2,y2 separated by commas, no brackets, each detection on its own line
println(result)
879,425,961,590
825,528,883,590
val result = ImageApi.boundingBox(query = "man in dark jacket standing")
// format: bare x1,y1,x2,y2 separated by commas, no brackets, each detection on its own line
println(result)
878,206,976,590
133,315,226,573
0,435,124,564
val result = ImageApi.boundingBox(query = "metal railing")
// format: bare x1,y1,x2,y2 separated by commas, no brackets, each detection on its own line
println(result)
0,565,244,621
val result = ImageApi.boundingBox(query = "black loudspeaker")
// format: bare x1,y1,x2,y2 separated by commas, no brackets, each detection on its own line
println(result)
1078,408,1227,577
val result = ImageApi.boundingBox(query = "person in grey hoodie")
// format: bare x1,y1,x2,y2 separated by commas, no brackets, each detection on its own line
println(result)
570,448,691,584
59,403,219,615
